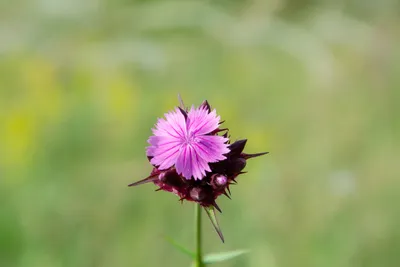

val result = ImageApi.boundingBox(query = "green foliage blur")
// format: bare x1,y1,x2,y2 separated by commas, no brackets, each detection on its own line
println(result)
1,0,400,266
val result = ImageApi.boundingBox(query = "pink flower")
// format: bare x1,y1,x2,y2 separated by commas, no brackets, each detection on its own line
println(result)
130,98,269,243
146,105,230,180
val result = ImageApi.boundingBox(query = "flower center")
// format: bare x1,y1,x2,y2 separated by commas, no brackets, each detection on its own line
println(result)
183,132,197,146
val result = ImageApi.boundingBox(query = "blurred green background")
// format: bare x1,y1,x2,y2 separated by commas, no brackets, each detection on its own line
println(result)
1,0,400,266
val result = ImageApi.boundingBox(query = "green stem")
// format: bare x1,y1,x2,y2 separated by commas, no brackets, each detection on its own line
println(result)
195,204,204,267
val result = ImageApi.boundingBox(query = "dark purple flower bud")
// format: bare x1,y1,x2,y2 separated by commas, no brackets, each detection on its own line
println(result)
211,174,228,189
190,187,207,202
159,169,185,187
228,139,247,157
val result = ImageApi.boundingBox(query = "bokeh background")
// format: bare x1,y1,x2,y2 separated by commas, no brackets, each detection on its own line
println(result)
1,0,400,266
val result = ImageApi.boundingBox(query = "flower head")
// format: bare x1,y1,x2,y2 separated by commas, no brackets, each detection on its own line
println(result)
146,103,229,180
129,97,268,241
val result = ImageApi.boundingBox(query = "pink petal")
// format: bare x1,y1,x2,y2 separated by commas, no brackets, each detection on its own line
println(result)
164,108,187,137
153,108,186,138
147,135,182,170
175,145,192,179
187,106,220,135
146,136,181,156
151,146,180,170
193,135,229,163
152,118,179,138
189,147,205,180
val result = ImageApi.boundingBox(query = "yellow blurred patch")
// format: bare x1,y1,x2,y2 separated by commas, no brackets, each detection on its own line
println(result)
106,76,137,120
0,109,37,169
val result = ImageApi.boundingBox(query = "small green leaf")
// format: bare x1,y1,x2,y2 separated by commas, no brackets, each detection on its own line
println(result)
203,249,250,264
204,206,224,242
163,235,195,258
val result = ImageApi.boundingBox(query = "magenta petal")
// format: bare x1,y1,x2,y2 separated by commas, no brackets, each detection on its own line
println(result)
175,146,192,179
147,135,181,169
153,108,186,138
154,147,180,169
187,107,220,135
194,135,229,162
150,147,178,166
164,108,187,136
146,136,181,157
189,147,206,180
147,135,180,148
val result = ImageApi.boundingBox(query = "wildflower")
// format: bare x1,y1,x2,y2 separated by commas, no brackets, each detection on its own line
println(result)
129,98,268,212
